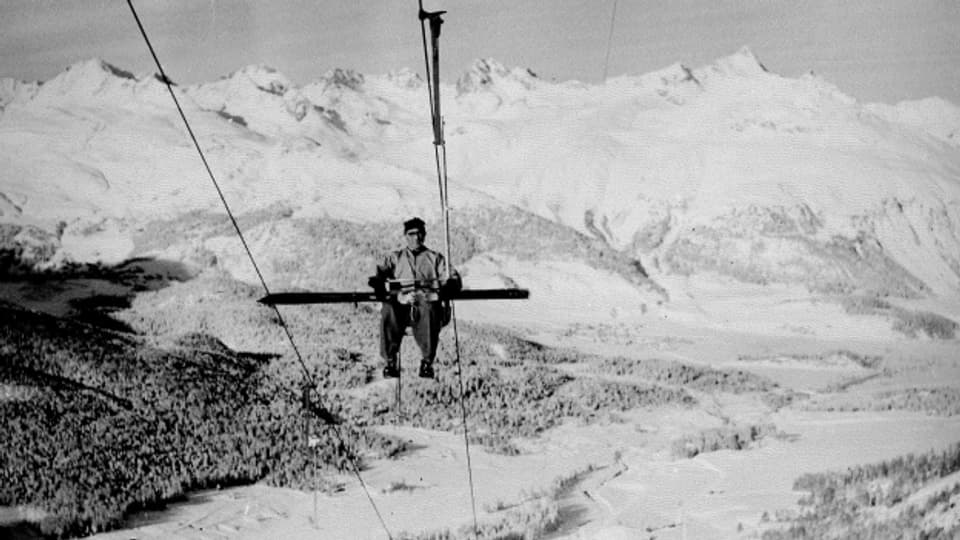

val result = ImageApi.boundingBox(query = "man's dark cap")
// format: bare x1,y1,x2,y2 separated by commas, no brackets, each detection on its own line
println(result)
404,217,426,233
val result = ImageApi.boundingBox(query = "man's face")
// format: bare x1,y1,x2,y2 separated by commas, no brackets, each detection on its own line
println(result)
405,229,425,249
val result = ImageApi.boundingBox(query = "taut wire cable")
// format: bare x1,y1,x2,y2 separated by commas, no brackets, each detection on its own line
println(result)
418,2,480,535
602,0,619,81
124,1,393,537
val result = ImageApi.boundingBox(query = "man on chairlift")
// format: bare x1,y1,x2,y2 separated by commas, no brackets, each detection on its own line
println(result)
369,217,461,380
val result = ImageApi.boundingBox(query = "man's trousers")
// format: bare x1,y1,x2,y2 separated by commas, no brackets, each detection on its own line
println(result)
380,300,443,367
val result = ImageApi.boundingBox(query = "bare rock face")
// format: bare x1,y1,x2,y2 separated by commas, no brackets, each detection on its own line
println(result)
660,206,931,297
0,223,60,274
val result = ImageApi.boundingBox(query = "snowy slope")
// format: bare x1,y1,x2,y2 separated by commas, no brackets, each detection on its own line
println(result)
436,50,960,299
0,78,39,110
0,59,489,266
1,50,958,303
865,97,960,148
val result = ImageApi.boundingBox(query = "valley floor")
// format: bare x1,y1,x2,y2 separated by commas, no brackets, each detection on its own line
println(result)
4,268,958,539
85,275,959,540
85,409,960,540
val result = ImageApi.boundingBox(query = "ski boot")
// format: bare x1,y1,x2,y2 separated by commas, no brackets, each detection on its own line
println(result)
382,356,400,379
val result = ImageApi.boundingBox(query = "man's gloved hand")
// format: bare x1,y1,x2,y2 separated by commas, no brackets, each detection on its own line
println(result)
367,276,386,296
440,277,462,296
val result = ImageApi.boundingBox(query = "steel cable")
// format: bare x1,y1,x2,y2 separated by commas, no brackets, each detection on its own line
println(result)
418,2,480,535
124,2,393,537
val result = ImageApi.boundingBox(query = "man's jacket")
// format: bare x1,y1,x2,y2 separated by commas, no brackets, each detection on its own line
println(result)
373,247,461,303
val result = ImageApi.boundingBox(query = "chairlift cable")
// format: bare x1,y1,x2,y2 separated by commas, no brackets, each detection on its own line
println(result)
449,304,479,534
602,0,619,81
124,2,394,537
418,2,479,536
124,0,330,423
419,3,453,279
417,5,437,140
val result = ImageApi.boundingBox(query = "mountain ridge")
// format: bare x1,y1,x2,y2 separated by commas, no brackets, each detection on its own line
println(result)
1,50,958,306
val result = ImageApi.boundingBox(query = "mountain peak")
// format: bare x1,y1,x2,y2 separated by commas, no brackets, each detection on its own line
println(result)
320,68,365,92
467,58,510,77
385,68,423,89
222,64,292,96
638,61,701,88
30,58,144,102
697,46,769,79
66,58,137,81
456,58,539,95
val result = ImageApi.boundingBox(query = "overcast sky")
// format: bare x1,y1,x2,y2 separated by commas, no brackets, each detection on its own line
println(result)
1,0,958,105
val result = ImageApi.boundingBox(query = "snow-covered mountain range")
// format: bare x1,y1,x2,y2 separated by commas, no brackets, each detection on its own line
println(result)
2,48,959,306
